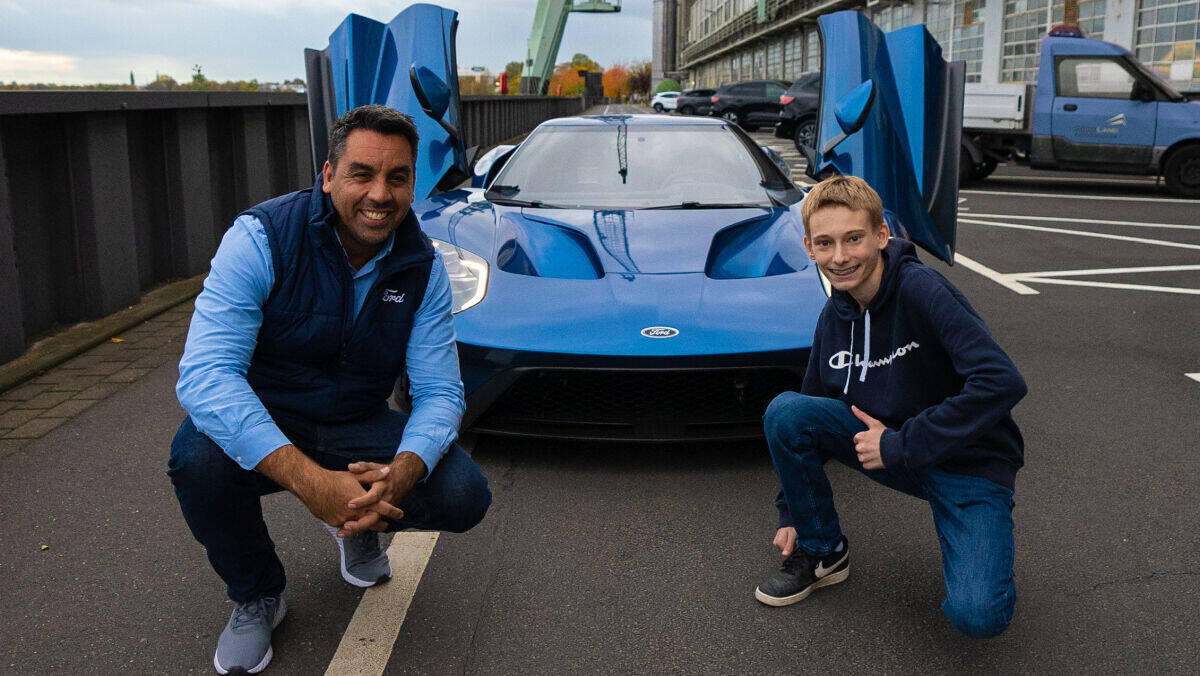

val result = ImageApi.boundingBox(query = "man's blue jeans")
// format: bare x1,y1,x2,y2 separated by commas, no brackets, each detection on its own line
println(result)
764,392,1016,638
168,407,491,603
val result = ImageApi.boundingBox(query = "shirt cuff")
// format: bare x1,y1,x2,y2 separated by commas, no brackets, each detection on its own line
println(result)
879,429,905,469
226,420,292,471
397,435,447,482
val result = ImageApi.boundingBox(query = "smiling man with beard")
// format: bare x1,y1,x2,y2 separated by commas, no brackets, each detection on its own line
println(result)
755,176,1027,639
168,105,491,674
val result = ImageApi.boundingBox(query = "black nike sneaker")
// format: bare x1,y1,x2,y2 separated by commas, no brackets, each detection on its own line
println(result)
754,536,850,606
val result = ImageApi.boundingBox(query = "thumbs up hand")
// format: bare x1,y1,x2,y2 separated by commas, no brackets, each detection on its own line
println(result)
851,405,888,470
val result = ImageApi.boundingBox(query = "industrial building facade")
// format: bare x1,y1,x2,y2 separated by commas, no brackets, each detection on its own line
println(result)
652,0,1200,92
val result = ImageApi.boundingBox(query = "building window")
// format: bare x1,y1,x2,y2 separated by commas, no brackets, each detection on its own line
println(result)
1135,0,1200,89
873,3,914,32
805,26,820,72
926,0,987,82
1000,0,1106,83
784,32,804,77
767,42,783,79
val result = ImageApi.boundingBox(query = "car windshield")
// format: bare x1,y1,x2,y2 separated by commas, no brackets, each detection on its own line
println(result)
1123,56,1185,100
488,123,774,209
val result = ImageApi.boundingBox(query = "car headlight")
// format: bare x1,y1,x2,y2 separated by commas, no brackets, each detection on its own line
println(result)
430,238,488,313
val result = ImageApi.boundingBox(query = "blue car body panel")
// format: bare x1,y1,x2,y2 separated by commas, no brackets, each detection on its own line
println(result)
307,6,961,439
1033,35,1200,158
809,11,963,263
416,189,828,358
307,3,468,200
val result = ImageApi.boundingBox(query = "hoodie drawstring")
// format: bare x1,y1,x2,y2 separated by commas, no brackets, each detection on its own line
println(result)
842,320,855,394
859,309,871,383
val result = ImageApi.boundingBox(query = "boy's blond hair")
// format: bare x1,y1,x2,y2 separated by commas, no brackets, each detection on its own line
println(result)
799,175,884,236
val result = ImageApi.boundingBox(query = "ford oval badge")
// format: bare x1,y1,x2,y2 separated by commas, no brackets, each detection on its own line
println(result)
641,326,679,338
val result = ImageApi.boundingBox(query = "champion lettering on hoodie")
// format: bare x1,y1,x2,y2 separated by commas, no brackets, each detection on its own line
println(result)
799,239,1027,488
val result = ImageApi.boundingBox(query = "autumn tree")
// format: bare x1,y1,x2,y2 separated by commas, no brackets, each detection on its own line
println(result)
627,60,652,97
602,63,631,99
504,61,522,94
570,53,602,72
458,74,496,96
145,74,178,90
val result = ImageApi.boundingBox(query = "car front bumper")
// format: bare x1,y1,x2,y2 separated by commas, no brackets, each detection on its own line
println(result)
458,343,809,442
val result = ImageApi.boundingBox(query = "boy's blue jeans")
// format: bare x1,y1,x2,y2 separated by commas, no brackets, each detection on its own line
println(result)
764,392,1016,638
168,407,491,603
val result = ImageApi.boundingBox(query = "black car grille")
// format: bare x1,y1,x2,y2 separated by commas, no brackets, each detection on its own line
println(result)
473,368,804,441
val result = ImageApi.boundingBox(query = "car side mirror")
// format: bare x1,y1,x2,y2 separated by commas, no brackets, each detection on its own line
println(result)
822,79,876,155
760,145,792,180
410,64,460,140
471,144,517,188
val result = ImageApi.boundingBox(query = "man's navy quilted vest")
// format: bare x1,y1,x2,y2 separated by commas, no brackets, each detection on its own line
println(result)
242,175,434,423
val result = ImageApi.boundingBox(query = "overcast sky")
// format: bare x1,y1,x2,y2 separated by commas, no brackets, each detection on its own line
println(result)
0,0,652,85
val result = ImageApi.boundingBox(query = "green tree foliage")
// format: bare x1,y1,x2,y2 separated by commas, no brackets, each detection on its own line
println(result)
654,77,681,93
458,74,497,96
144,74,179,91
504,61,522,94
570,53,602,72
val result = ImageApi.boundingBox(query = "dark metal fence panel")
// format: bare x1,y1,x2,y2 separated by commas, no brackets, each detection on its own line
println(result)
459,96,585,149
0,92,314,363
0,91,587,363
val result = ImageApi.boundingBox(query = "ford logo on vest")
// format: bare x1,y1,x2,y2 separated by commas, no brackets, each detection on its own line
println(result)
640,326,679,338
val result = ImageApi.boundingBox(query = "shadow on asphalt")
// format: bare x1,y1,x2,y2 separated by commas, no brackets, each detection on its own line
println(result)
966,175,1169,198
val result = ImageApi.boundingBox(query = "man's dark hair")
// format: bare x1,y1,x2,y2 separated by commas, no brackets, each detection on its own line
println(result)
327,104,419,168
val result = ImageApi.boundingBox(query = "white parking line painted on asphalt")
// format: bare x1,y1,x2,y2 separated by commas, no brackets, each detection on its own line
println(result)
1010,277,1200,295
325,532,439,676
965,213,1200,231
1186,373,1200,383
959,217,1200,251
954,253,1040,294
1017,264,1200,278
961,188,1198,204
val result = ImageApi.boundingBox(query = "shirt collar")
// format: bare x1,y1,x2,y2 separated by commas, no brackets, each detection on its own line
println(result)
333,230,395,279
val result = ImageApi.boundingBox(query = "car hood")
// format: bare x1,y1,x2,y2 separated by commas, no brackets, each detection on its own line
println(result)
412,193,826,356
418,192,812,278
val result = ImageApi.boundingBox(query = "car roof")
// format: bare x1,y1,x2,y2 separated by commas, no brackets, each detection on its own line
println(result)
717,79,790,89
540,114,728,128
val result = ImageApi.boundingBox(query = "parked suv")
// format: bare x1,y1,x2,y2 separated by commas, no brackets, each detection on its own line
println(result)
651,91,680,112
675,88,716,115
708,79,790,131
775,73,822,152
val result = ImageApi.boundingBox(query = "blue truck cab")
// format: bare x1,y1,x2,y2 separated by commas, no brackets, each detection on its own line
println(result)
963,28,1200,196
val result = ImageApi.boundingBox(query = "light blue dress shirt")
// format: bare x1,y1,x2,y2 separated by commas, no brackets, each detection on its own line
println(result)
176,214,465,478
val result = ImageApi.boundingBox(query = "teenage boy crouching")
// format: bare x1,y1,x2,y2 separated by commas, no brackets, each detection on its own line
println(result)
756,175,1027,638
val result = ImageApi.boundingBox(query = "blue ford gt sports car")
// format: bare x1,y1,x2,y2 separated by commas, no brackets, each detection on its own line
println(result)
305,4,963,441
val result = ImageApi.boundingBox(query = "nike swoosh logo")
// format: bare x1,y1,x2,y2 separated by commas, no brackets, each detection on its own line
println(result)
815,550,848,577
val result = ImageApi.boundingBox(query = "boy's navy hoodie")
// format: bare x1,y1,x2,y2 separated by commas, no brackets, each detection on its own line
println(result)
797,238,1026,494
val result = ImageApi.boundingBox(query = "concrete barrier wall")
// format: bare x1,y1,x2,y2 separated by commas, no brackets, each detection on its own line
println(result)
0,91,586,364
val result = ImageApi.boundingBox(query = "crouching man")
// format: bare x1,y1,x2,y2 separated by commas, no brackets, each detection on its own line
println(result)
168,105,491,673
755,176,1026,638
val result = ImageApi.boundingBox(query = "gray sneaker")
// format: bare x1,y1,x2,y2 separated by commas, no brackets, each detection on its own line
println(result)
213,595,286,674
326,525,392,587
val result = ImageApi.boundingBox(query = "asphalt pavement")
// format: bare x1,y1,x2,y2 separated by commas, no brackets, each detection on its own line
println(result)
1,110,1197,674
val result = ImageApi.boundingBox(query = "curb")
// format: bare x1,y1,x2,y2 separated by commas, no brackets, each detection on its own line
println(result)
0,274,205,394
